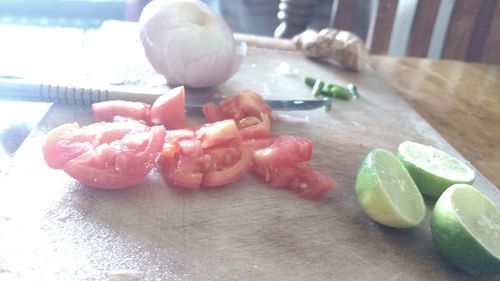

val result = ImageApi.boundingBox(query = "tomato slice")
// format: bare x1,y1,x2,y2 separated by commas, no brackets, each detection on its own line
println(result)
43,122,166,189
92,100,150,123
158,121,251,189
247,135,312,177
195,119,241,149
202,145,253,186
63,125,166,189
202,91,274,125
244,135,335,199
149,86,186,129
160,154,211,189
238,117,271,139
218,90,273,122
42,121,145,169
291,167,336,199
202,102,225,123
269,165,336,199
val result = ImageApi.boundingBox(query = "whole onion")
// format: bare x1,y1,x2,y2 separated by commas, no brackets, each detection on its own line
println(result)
138,0,245,88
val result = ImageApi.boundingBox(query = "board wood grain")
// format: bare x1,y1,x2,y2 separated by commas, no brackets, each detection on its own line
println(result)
1,44,499,280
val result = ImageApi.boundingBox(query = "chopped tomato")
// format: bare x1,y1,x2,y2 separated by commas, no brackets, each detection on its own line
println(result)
244,135,335,199
202,91,274,124
42,122,166,189
290,167,336,199
92,100,150,123
42,121,144,169
269,165,336,199
245,135,312,177
194,119,241,149
158,121,251,189
149,86,186,129
202,102,225,123
160,154,209,189
238,116,271,139
202,145,253,186
218,90,273,122
43,89,334,199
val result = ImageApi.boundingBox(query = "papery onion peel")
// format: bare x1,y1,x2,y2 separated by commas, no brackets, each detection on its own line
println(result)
139,0,246,88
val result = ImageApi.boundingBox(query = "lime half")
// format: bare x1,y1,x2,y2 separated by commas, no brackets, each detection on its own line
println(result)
355,149,425,228
431,184,500,276
397,141,475,199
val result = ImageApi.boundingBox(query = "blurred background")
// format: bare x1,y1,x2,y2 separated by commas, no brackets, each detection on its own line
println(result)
0,0,456,59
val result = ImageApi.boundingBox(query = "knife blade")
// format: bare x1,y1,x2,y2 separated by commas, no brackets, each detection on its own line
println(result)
0,77,329,111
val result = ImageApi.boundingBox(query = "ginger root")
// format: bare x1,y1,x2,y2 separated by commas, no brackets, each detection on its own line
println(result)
293,28,369,72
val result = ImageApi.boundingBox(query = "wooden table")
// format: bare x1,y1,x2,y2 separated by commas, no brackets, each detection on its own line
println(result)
0,25,499,280
370,56,500,189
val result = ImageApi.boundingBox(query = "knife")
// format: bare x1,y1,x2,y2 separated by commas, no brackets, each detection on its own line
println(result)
0,78,329,111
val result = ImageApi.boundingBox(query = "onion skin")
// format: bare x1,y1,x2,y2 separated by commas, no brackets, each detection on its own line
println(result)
139,0,243,88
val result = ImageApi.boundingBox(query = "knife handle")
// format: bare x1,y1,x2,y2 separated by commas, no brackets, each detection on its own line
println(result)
0,78,163,105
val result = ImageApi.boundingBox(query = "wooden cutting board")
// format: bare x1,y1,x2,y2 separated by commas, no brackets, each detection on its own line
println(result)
1,27,499,280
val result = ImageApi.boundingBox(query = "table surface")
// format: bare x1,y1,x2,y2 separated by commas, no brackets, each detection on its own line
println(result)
370,56,500,189
0,24,499,280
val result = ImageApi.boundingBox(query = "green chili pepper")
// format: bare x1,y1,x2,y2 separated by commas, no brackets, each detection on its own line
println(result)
348,84,359,99
304,76,359,101
324,99,333,112
312,79,325,97
329,85,353,100
304,76,317,87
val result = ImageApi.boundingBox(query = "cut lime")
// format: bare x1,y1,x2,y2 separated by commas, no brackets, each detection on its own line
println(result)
397,141,475,199
431,184,500,276
355,149,425,228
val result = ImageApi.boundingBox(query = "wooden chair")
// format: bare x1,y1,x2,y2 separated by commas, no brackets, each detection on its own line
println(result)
274,0,500,64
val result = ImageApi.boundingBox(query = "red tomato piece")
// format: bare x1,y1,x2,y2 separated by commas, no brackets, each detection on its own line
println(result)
268,165,336,199
195,119,241,149
160,154,210,189
290,167,336,199
238,117,271,139
202,102,225,123
218,90,273,122
92,100,150,123
42,121,145,169
158,121,251,189
149,86,186,129
247,135,312,177
202,145,253,186
244,135,335,199
42,121,166,189
164,128,196,143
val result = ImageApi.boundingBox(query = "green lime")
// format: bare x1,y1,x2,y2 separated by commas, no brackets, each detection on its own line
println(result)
397,141,475,199
355,149,425,228
431,184,500,276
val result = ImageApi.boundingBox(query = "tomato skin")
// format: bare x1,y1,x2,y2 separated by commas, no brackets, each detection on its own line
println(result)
244,135,335,199
92,100,150,123
43,121,166,189
42,122,144,169
62,125,166,189
269,165,336,199
202,102,225,123
202,91,274,125
149,86,186,129
293,168,336,199
202,145,253,186
247,135,312,176
195,119,241,149
218,90,273,122
238,118,271,139
158,120,251,189
160,154,208,189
